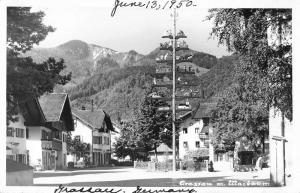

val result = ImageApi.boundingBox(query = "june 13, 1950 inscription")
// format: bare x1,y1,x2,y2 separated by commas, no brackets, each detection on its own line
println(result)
111,0,197,17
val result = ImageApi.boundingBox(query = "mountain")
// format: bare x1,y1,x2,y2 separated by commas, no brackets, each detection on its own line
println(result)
24,40,144,88
196,54,239,100
24,39,235,121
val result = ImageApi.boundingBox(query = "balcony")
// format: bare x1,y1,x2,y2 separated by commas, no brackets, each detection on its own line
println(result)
41,139,62,151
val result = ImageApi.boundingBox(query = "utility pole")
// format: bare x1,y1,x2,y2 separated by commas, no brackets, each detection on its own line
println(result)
172,8,176,172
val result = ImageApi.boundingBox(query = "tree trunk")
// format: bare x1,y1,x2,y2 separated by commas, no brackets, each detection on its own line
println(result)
154,143,158,160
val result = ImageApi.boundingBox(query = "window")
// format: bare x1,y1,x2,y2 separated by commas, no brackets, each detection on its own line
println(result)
63,133,69,142
41,130,48,140
16,154,26,164
195,141,200,148
183,128,187,134
195,127,199,133
7,127,14,137
15,128,24,138
100,136,103,144
52,131,62,140
26,128,29,139
183,141,188,148
92,136,97,144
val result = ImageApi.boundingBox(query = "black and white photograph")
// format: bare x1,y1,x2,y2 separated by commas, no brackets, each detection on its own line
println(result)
1,0,299,192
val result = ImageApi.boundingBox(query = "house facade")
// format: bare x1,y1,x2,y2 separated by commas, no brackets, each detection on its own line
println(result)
7,114,28,164
72,109,114,166
6,96,46,165
178,111,210,160
26,93,74,170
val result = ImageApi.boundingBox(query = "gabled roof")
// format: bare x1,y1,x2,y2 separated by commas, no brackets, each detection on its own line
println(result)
193,103,217,119
149,143,172,153
73,109,115,131
39,93,68,122
6,159,33,172
18,96,46,126
39,93,74,131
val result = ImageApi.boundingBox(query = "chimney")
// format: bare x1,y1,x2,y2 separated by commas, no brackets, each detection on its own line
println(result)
91,100,94,112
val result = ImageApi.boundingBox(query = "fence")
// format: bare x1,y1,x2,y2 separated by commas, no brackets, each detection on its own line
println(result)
134,160,207,171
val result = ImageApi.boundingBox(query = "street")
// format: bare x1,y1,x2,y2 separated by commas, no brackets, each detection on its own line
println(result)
33,166,270,187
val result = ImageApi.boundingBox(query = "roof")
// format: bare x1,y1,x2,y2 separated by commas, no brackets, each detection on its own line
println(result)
6,159,33,172
201,125,210,133
73,109,115,131
17,95,46,126
149,143,172,153
39,93,68,122
193,103,217,119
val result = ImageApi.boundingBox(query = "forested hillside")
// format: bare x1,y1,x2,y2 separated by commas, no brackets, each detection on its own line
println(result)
25,39,237,122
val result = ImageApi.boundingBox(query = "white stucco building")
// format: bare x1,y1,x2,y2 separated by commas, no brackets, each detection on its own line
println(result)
26,93,74,170
6,114,28,164
178,103,216,161
72,108,115,166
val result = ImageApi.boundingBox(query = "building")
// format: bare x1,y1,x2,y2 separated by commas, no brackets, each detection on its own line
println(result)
7,114,30,165
6,96,46,165
178,102,235,171
149,143,173,162
72,108,114,166
26,93,74,170
178,103,216,161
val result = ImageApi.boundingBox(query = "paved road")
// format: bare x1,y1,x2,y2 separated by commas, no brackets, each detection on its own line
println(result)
33,166,270,187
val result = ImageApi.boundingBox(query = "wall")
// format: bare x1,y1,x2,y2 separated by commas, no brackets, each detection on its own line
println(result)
26,126,49,167
6,114,27,161
179,117,205,159
6,170,33,186
72,119,93,145
269,107,294,186
150,153,172,162
111,125,120,160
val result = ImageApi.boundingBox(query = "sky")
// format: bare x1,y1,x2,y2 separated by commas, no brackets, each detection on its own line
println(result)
32,6,230,58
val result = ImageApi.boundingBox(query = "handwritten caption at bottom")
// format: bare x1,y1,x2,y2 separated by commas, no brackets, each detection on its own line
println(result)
54,185,196,193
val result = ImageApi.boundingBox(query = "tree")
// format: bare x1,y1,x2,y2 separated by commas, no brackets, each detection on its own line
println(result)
67,135,91,165
7,7,71,121
207,9,292,119
207,9,291,151
137,88,173,157
113,88,174,161
113,121,145,161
